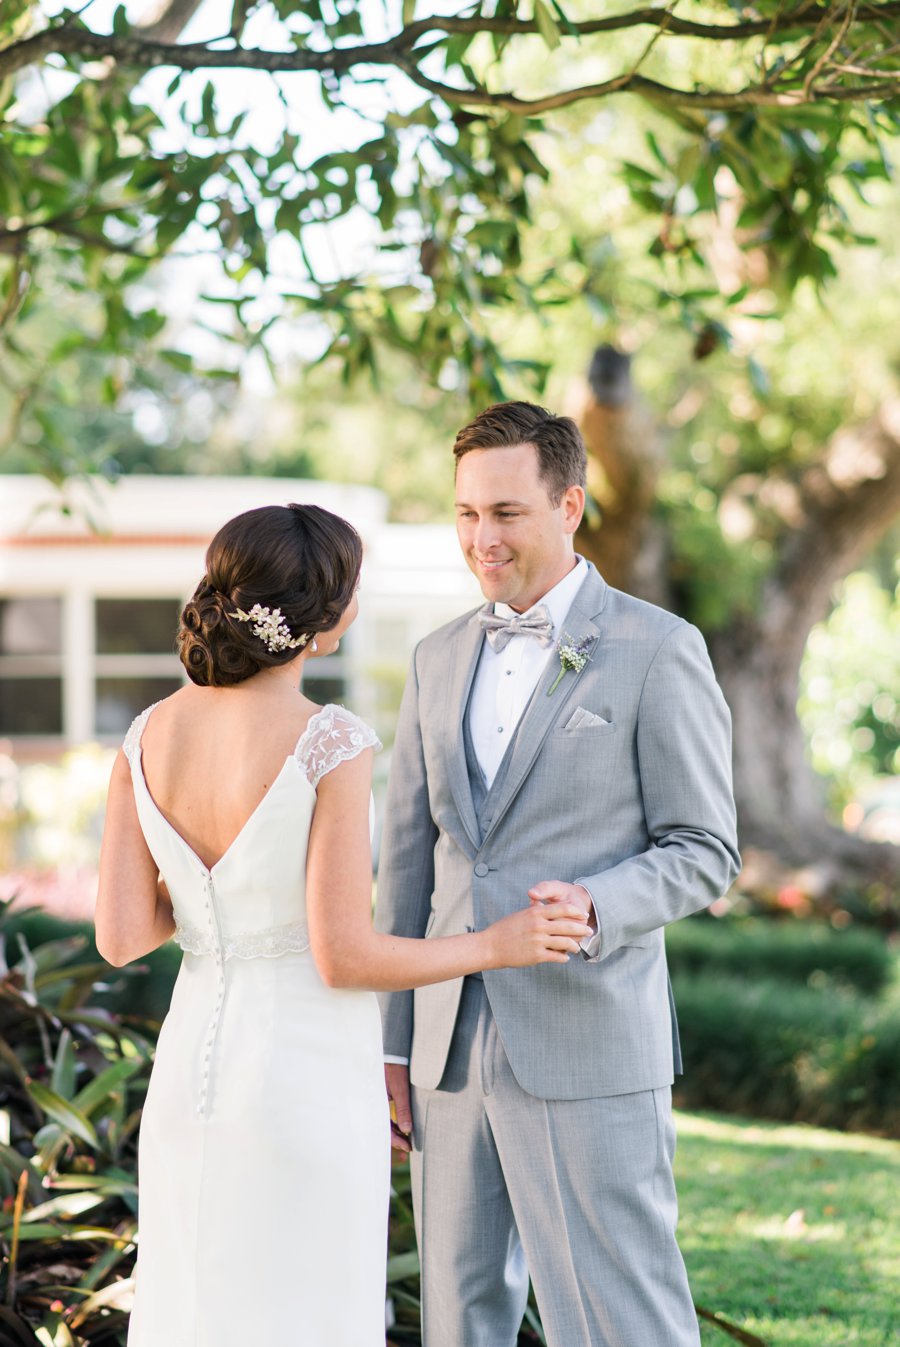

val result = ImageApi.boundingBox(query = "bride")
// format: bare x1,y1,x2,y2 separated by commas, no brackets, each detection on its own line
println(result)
94,502,590,1347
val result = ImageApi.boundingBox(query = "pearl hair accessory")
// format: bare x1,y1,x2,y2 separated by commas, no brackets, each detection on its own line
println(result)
229,604,310,654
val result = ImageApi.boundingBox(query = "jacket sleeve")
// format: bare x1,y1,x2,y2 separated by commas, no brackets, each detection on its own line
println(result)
577,622,740,961
374,642,439,1057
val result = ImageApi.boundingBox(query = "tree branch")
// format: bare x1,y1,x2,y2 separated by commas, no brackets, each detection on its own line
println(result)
0,200,154,254
803,0,858,98
763,402,900,655
2,2,899,100
399,64,898,114
400,1,900,45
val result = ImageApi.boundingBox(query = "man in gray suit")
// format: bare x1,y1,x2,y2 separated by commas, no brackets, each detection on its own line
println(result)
376,401,740,1347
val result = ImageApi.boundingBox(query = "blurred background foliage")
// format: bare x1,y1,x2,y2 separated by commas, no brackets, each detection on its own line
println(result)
799,568,900,809
2,0,899,881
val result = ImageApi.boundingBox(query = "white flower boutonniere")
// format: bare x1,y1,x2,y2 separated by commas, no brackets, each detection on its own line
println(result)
547,633,594,696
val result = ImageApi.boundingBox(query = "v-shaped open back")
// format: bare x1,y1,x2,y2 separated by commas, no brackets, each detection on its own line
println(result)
125,700,375,875
135,744,303,877
122,700,381,954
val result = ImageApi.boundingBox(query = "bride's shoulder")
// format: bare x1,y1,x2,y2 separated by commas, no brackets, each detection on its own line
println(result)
121,689,189,765
121,698,166,765
294,704,381,787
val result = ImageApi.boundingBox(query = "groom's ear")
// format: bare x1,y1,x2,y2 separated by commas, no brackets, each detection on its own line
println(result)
560,485,585,534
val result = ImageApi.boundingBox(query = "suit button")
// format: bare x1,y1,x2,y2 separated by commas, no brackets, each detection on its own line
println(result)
474,862,489,878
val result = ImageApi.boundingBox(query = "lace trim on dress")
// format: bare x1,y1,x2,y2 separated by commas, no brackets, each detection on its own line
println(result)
123,701,163,766
174,917,311,961
295,704,382,789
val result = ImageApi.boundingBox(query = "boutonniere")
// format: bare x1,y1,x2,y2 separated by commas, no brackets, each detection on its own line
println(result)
547,633,594,696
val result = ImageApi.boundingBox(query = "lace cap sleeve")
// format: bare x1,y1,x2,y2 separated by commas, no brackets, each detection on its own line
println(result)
122,702,162,766
296,705,381,789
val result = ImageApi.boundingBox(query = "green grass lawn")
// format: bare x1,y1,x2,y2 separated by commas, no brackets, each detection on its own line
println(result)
676,1112,900,1347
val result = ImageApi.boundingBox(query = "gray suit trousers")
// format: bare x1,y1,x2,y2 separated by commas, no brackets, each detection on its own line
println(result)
410,978,701,1347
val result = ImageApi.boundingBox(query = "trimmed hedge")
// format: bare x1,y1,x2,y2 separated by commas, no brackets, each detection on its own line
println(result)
673,972,900,1135
666,915,894,994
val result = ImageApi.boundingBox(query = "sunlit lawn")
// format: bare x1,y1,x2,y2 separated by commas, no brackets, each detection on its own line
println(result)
676,1112,900,1347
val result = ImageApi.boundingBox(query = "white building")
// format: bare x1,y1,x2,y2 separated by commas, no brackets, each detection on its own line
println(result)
0,475,480,757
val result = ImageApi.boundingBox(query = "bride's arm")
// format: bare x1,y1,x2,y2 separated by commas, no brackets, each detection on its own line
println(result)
95,751,176,967
306,750,590,991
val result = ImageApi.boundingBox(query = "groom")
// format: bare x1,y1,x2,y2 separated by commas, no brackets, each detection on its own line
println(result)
375,401,740,1347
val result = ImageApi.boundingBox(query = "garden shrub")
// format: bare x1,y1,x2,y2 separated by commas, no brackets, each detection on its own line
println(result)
666,915,894,994
0,899,154,1342
674,972,900,1134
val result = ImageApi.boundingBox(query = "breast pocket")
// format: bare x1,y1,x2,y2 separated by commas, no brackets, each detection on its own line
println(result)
556,721,617,738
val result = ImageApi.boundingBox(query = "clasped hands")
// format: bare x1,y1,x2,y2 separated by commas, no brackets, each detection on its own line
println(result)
528,879,597,936
386,879,597,1157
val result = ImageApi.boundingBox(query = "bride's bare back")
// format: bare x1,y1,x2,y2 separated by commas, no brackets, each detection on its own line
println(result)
139,681,320,873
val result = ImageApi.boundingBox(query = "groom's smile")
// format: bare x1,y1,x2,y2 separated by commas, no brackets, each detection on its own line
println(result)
455,442,584,612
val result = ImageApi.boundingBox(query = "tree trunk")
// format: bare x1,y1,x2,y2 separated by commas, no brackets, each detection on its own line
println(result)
572,352,900,892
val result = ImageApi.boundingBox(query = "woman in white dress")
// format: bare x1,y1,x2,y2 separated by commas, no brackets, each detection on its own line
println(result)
94,503,591,1347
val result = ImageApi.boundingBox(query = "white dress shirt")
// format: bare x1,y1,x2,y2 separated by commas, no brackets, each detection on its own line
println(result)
468,557,589,788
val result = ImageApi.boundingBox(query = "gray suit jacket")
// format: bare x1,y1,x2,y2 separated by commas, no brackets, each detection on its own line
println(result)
375,565,740,1100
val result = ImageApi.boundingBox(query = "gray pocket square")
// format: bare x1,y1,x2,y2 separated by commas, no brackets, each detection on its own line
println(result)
564,707,611,730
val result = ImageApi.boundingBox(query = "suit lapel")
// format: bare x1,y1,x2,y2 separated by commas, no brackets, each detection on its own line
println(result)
480,566,609,848
444,609,486,852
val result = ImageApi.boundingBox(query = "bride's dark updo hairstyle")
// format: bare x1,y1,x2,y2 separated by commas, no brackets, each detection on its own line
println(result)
178,503,362,687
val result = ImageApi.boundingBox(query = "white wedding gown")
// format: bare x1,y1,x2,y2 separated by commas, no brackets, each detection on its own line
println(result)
122,702,390,1347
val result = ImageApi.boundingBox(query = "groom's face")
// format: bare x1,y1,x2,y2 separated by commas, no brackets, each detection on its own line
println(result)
455,443,584,612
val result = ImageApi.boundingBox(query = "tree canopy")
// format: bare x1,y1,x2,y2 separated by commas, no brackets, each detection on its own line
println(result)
2,0,900,477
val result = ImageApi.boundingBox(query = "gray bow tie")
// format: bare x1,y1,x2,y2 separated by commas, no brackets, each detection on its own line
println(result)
479,604,554,652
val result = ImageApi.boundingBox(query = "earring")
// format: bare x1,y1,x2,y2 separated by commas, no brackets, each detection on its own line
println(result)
311,638,318,652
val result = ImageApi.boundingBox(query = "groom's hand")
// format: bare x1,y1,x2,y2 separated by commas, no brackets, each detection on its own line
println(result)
528,880,597,935
385,1063,413,1159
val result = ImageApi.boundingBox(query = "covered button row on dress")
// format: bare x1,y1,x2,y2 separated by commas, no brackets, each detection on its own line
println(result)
198,871,226,1118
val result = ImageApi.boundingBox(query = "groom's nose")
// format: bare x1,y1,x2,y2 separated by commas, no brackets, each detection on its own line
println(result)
473,520,502,554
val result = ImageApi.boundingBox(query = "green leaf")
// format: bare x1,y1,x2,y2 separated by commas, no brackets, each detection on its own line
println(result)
15,935,87,974
50,1029,76,1100
72,1057,144,1119
533,0,561,50
48,1172,137,1192
26,1082,99,1149
547,0,578,37
159,349,194,373
20,1191,105,1223
1,1223,63,1241
386,1249,420,1282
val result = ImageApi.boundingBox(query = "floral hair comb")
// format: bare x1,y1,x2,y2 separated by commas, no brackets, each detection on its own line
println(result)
229,604,310,654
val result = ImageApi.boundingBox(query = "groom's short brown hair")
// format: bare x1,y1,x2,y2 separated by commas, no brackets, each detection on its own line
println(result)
452,401,587,506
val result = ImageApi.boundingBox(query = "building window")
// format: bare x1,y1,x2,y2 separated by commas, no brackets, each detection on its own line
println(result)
0,597,63,736
0,594,353,742
94,598,184,737
96,598,180,655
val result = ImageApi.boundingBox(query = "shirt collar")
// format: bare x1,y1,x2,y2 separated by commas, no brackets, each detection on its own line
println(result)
494,555,588,638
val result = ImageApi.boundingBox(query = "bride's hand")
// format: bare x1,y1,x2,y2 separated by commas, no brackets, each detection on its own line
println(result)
483,901,592,969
